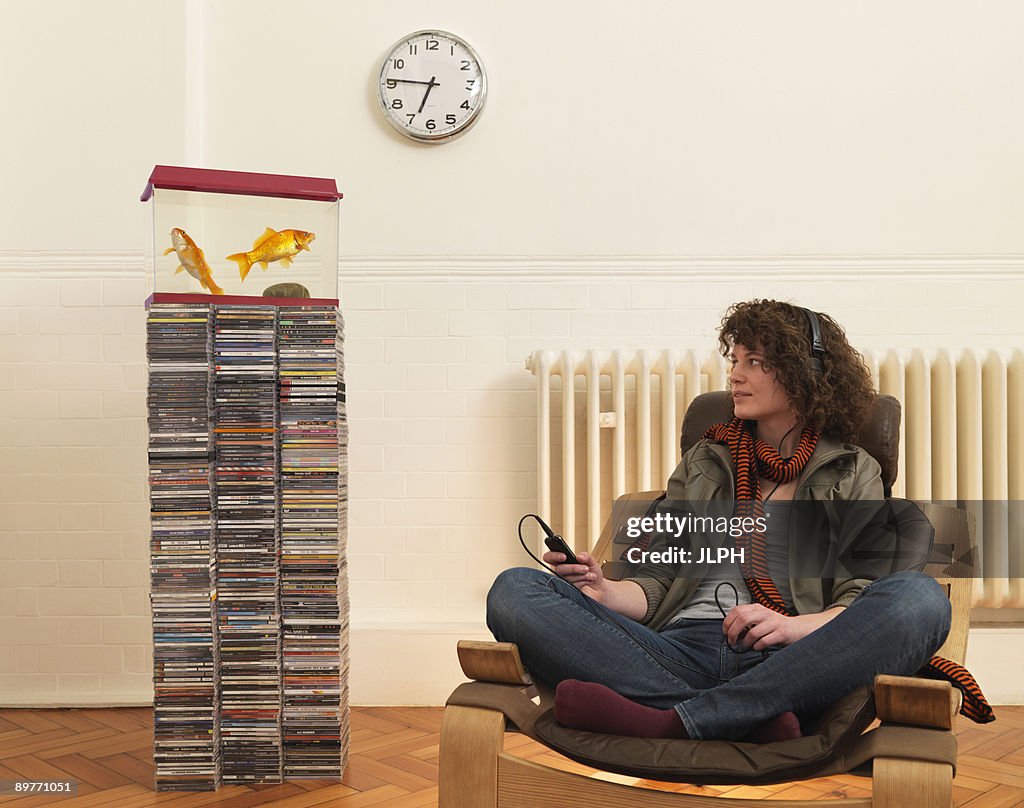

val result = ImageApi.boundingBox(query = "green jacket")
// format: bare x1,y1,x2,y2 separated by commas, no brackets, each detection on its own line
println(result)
625,434,885,630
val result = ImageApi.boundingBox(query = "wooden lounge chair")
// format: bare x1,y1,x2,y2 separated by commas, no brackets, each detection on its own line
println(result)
439,392,973,808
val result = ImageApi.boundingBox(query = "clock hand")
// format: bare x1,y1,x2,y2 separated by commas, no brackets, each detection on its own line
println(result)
388,78,439,86
417,76,439,113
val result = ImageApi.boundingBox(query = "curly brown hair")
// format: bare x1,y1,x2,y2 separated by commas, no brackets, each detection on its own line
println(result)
717,300,875,443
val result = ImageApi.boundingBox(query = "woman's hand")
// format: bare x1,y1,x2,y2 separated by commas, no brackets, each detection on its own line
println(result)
543,550,606,598
723,603,845,650
543,550,650,620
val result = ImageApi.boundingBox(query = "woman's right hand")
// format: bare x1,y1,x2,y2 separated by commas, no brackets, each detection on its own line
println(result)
544,553,647,622
543,550,651,620
543,550,607,599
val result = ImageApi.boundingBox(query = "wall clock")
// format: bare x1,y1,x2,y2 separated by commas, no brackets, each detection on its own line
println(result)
377,30,487,142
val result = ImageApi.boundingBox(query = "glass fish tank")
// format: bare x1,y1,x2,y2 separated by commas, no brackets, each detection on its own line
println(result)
142,166,341,301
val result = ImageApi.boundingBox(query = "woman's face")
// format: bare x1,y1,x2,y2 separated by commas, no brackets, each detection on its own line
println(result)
728,343,797,425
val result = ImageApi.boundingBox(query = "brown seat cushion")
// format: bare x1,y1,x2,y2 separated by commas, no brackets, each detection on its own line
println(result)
531,686,877,785
447,679,957,783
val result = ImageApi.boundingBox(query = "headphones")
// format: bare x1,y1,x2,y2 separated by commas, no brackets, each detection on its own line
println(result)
799,306,826,375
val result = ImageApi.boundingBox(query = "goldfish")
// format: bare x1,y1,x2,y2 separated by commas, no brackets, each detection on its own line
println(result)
227,228,316,282
163,228,224,295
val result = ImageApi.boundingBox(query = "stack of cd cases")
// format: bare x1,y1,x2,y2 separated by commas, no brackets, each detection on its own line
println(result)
278,307,348,777
146,297,348,791
212,306,283,784
335,309,350,764
146,303,221,791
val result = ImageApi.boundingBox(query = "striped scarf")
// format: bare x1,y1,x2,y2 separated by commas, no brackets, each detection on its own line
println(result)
704,418,819,612
705,418,995,724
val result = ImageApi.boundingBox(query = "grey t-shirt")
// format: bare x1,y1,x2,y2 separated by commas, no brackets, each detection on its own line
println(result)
668,502,794,622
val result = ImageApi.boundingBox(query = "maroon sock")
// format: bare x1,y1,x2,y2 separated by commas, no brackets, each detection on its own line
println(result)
742,710,802,744
554,680,689,739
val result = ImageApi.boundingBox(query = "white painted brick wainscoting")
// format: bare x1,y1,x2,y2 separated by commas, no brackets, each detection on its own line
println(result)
1,255,1022,705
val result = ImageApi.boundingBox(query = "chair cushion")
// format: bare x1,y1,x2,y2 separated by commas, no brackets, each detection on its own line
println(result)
447,679,957,783
531,686,878,785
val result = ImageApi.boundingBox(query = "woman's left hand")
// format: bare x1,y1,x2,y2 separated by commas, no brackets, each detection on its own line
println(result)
723,604,845,651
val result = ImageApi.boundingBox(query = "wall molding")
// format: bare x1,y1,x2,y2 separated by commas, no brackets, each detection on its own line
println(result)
1,252,1023,281
337,254,1024,282
0,252,144,279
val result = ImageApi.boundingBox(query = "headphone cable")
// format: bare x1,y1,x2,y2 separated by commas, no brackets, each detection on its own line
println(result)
518,513,559,574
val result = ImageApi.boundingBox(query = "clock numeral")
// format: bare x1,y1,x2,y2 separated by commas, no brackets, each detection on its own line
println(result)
409,44,418,55
465,79,476,91
445,114,457,125
391,98,403,110
460,60,471,71
460,100,470,110
426,39,439,51
450,45,455,55
406,114,416,125
386,79,397,89
426,119,436,130
392,58,405,69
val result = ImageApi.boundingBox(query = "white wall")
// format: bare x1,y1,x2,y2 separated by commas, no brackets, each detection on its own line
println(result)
1,0,1022,706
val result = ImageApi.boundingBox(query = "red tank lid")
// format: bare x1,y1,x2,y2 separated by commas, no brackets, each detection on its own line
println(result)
141,165,342,203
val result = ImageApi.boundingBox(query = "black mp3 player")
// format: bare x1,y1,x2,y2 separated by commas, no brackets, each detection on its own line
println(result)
544,534,579,566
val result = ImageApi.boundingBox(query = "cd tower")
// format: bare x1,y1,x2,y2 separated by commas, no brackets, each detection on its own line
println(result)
146,300,348,791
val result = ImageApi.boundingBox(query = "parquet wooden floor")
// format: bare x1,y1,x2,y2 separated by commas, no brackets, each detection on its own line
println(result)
0,705,1021,806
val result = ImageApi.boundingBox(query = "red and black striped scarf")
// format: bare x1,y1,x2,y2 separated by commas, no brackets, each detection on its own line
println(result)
704,418,819,612
705,418,994,724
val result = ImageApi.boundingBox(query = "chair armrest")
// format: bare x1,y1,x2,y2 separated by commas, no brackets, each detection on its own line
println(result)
875,674,958,730
457,640,532,685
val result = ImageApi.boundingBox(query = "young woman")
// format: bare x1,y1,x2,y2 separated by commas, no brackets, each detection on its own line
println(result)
486,300,953,741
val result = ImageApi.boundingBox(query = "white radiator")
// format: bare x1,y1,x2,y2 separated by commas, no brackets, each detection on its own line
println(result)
527,348,1023,609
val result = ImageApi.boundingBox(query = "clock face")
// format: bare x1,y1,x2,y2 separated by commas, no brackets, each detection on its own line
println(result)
378,30,487,142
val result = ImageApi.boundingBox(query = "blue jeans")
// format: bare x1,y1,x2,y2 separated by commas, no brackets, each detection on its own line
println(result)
486,568,951,740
